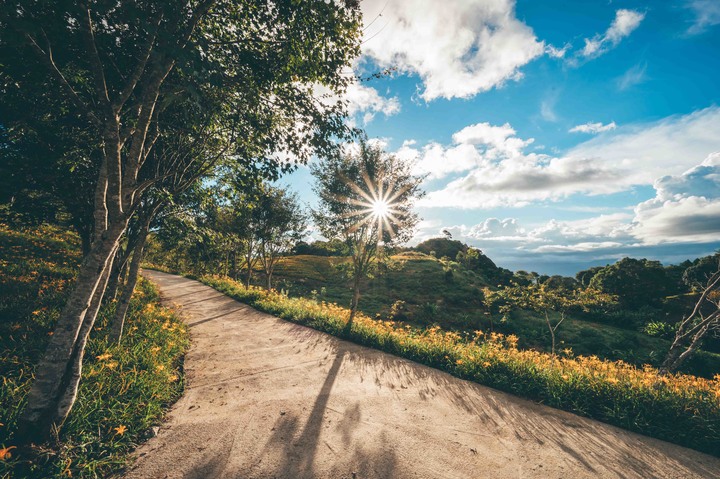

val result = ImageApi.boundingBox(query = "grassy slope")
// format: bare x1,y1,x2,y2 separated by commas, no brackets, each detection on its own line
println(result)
0,224,189,478
271,253,720,377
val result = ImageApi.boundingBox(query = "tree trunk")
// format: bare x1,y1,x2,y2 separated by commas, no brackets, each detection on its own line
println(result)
245,268,252,289
53,250,115,427
347,274,362,326
16,224,126,445
230,250,237,280
109,224,149,343
659,323,711,374
104,247,127,302
545,311,556,356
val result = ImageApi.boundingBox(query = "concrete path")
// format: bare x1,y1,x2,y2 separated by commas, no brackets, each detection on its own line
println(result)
124,270,720,479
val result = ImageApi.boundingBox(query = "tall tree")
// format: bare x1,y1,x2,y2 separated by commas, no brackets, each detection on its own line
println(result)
312,139,424,323
2,0,361,444
589,258,671,309
256,187,307,290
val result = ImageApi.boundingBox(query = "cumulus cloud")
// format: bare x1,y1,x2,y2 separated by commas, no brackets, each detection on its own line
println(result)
344,83,400,123
410,107,720,209
313,82,399,127
360,0,545,101
567,106,720,184
581,9,645,59
632,153,720,244
685,0,720,35
569,121,617,134
418,154,720,272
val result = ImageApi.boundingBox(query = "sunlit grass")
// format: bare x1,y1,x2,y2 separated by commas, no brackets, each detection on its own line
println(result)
202,274,720,456
0,224,189,478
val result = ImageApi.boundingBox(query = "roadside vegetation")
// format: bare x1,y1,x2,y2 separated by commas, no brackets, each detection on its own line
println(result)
195,274,720,456
0,224,189,478
148,242,720,378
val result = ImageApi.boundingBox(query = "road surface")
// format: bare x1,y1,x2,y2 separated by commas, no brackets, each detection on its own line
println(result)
123,270,720,478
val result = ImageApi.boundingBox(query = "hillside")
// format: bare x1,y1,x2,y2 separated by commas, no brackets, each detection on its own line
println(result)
270,252,720,378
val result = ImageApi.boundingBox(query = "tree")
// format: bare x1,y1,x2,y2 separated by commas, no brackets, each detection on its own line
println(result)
312,139,424,323
3,0,362,444
589,257,671,309
415,237,467,259
499,283,615,356
661,258,720,374
575,266,604,288
256,187,307,290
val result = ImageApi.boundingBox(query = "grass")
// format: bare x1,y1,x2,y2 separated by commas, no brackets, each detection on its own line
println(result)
199,274,720,457
268,254,720,377
0,224,189,478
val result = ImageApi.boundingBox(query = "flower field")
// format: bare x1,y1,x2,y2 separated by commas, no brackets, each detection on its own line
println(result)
202,274,720,456
0,224,189,478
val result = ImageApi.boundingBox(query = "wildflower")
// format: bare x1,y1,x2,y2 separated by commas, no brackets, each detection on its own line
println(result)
0,446,16,461
113,425,127,436
456,359,464,365
96,353,112,361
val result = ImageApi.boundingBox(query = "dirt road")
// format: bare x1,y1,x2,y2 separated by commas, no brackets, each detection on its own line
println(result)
124,270,720,479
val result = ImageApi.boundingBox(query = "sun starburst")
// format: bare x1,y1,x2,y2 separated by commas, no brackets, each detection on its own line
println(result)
335,167,412,244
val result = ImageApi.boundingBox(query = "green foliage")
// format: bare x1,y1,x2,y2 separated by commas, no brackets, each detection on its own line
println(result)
415,238,467,259
590,258,674,309
311,138,424,315
200,274,720,457
644,321,678,339
293,239,350,256
0,225,188,478
684,253,720,290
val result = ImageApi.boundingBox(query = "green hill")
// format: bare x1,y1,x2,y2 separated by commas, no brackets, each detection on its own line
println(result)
270,252,720,378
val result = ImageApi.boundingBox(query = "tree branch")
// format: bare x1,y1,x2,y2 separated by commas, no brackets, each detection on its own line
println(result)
22,31,101,126
78,4,111,110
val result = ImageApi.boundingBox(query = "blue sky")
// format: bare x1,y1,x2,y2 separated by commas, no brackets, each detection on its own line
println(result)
284,0,720,276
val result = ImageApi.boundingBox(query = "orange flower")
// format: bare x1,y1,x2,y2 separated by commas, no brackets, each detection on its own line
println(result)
96,353,112,361
0,446,16,461
114,425,127,436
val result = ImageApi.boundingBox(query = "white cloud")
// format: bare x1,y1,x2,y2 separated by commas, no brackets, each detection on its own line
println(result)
344,83,400,122
686,0,720,35
545,43,571,58
468,218,526,239
632,153,720,244
540,95,559,122
412,107,720,209
617,63,647,91
569,121,617,134
360,0,545,101
421,155,720,272
567,106,720,185
580,9,645,59
313,82,399,127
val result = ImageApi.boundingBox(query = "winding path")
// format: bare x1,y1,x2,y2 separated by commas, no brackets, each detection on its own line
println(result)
124,270,720,479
